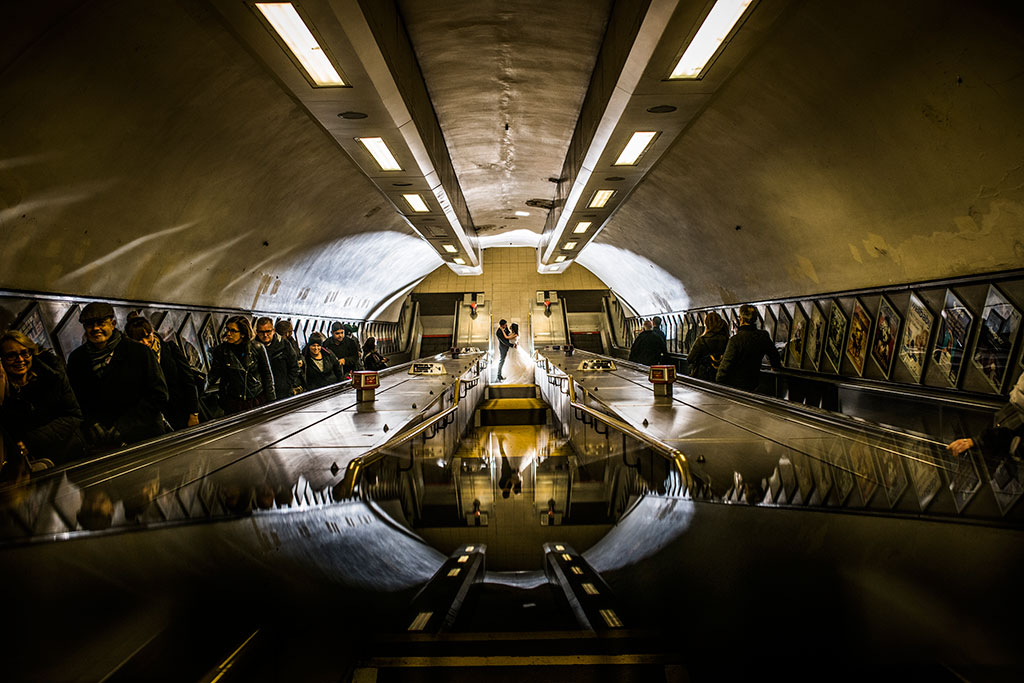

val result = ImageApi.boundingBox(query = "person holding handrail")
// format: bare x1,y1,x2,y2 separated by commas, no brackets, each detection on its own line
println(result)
948,371,1024,480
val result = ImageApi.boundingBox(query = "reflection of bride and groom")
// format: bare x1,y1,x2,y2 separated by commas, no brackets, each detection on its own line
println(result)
495,319,533,384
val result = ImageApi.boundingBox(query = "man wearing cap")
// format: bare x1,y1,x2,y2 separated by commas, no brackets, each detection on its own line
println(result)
323,322,360,377
67,302,170,448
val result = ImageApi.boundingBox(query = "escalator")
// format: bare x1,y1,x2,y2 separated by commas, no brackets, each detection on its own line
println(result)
1,349,1022,680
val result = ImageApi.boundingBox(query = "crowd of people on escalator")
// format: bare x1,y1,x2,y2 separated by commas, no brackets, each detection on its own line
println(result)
629,305,782,390
0,301,389,480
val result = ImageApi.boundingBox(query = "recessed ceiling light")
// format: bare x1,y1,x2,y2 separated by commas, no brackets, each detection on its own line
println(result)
337,111,367,119
514,210,530,217
392,182,412,187
573,221,591,234
442,244,457,253
670,0,753,79
614,131,659,166
255,3,346,86
453,257,466,265
647,105,677,114
403,193,429,212
356,136,402,171
554,255,566,263
588,190,615,208
563,242,577,250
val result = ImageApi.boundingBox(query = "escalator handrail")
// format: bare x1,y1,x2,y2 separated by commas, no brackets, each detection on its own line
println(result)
336,377,467,499
540,358,695,495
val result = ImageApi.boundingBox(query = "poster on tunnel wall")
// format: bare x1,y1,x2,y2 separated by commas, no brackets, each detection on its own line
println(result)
845,299,872,377
970,285,1021,393
823,300,847,374
870,295,901,380
787,304,806,369
932,289,974,388
899,292,933,383
804,301,825,371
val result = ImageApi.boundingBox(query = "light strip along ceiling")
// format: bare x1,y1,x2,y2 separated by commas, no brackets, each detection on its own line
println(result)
214,0,481,273
538,0,779,273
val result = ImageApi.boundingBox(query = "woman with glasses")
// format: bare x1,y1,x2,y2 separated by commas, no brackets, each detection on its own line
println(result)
303,332,343,390
207,316,275,416
0,330,86,466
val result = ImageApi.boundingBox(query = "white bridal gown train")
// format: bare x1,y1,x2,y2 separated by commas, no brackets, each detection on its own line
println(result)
501,343,535,384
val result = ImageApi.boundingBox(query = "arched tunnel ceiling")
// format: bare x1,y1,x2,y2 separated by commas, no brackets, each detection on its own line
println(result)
1,0,1022,320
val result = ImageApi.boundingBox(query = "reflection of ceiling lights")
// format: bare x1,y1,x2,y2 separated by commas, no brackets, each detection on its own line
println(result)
614,131,658,166
514,210,530,217
573,221,591,234
670,0,753,79
255,3,345,86
588,190,615,208
403,193,429,212
453,257,466,265
356,136,402,171
555,255,566,263
563,242,577,250
442,244,457,253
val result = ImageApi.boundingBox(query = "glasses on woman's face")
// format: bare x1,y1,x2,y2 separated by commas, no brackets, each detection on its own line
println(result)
2,349,32,362
224,327,241,338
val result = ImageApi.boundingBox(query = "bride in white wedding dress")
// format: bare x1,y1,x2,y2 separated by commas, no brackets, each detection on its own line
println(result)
501,323,535,384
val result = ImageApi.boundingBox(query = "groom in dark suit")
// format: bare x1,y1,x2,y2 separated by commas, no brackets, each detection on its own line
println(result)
495,319,511,381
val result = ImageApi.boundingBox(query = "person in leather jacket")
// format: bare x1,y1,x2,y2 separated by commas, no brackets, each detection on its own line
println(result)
208,316,275,415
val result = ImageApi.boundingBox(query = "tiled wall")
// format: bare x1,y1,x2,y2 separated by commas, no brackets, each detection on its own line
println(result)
413,248,608,347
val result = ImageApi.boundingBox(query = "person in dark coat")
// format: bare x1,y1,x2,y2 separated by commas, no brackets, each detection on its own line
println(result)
303,332,344,389
716,304,782,391
362,336,388,371
0,330,87,465
255,317,300,399
67,302,170,448
275,319,303,379
323,322,360,377
688,311,730,382
948,371,1024,481
495,319,512,381
629,320,667,366
208,315,275,415
124,315,201,430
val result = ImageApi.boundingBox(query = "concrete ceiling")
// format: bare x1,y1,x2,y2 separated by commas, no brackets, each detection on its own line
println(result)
1,0,1022,320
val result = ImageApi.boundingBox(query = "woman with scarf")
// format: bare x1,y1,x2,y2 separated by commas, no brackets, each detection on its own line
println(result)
303,332,344,390
207,315,275,415
0,330,87,466
124,314,201,429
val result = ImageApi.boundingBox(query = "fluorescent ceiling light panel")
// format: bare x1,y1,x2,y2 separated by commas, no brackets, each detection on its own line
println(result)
614,131,658,165
453,257,466,265
588,190,615,208
670,0,753,79
403,193,429,212
563,242,577,250
442,244,458,253
255,3,345,86
514,210,530,217
357,137,402,171
573,221,592,234
554,256,567,263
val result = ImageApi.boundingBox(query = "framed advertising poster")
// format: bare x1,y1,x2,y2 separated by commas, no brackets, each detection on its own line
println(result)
198,314,218,371
826,439,854,505
823,300,847,374
804,302,825,371
845,299,872,377
899,293,933,383
13,302,55,353
787,304,807,369
970,285,1022,393
932,289,974,388
729,308,740,336
177,314,206,374
774,305,791,365
870,296,901,379
52,306,83,361
762,305,776,338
